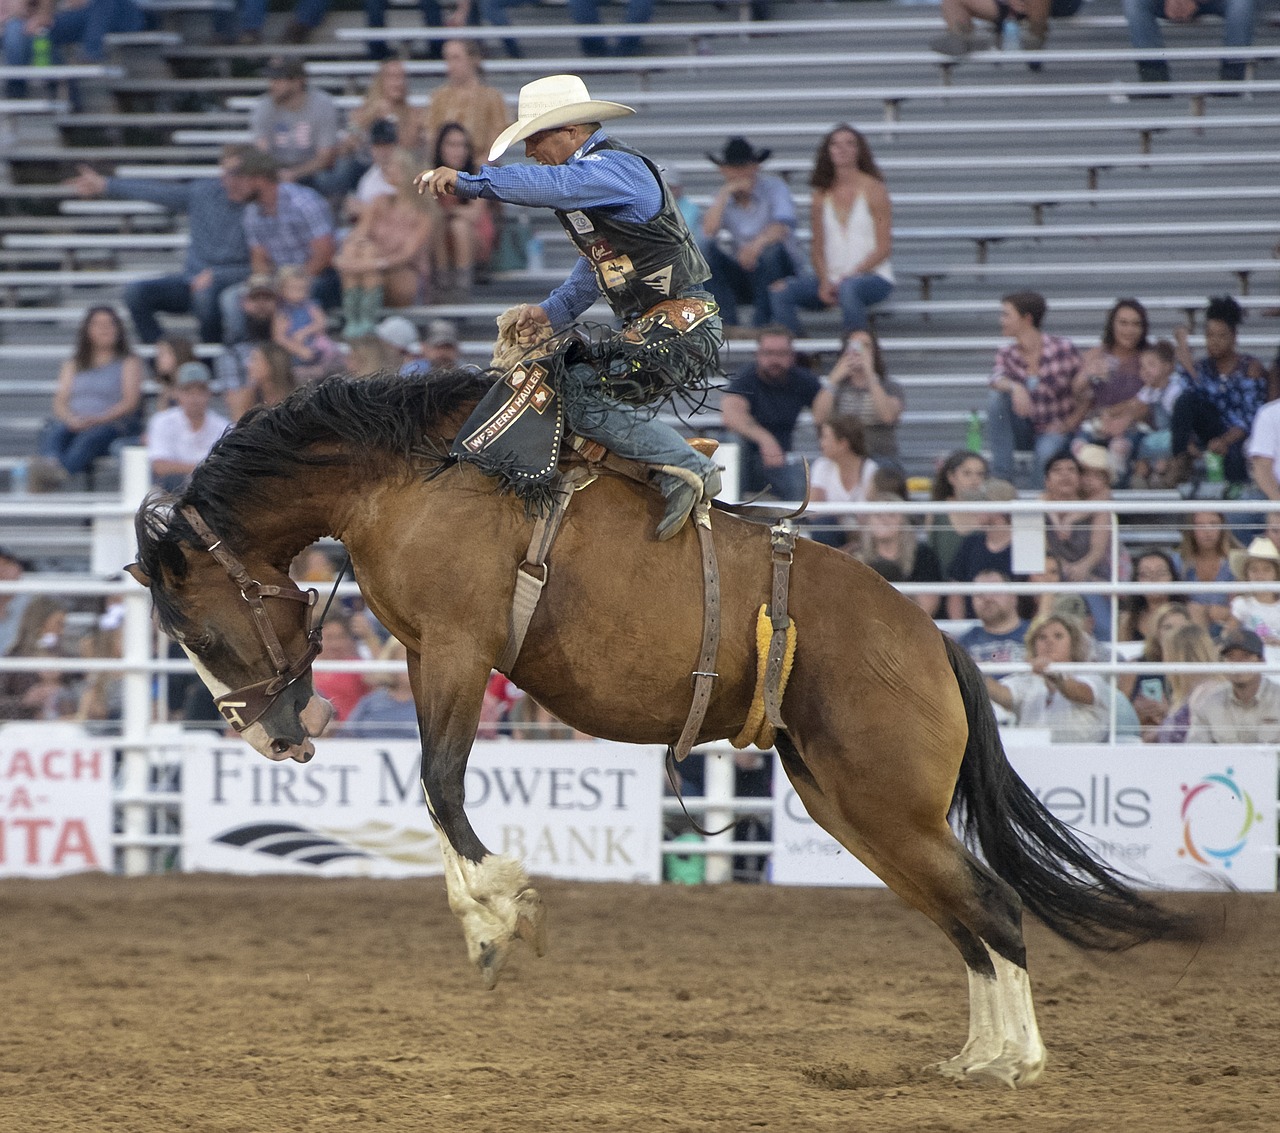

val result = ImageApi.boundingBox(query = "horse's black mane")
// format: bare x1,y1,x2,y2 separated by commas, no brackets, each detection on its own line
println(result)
134,368,493,631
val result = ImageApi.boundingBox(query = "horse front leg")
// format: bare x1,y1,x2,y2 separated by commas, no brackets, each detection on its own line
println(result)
410,646,546,989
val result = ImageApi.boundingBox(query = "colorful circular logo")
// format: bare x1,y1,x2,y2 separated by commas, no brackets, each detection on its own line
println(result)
1179,769,1265,868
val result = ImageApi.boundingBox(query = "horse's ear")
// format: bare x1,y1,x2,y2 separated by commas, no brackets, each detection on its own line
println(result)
125,563,151,588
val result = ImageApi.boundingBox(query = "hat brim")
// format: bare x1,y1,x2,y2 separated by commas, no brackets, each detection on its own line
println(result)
707,148,772,166
487,100,636,163
1229,548,1280,579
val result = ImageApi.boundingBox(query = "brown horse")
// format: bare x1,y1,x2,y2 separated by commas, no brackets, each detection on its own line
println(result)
127,370,1193,1087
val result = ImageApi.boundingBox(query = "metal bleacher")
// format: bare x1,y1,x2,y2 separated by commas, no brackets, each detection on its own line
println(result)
2,0,1280,507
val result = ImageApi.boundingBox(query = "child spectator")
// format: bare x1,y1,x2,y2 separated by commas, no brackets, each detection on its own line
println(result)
1131,339,1185,487
272,266,342,381
1226,537,1280,644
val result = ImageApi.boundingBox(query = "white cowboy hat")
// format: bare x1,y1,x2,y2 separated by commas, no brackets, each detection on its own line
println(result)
1229,535,1280,580
487,74,635,162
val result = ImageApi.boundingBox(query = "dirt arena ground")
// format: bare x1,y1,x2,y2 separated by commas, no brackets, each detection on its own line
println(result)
2,875,1277,1133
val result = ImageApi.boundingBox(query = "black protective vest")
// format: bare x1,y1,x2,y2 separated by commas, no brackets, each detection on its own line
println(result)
553,138,710,321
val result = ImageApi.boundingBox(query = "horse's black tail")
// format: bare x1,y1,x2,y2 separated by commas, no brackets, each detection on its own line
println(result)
943,635,1198,951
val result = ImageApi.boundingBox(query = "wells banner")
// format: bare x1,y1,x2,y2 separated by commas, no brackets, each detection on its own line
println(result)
772,742,1279,892
181,738,664,882
0,723,113,877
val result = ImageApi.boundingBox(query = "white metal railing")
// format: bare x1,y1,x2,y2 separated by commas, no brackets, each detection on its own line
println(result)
2,453,1280,871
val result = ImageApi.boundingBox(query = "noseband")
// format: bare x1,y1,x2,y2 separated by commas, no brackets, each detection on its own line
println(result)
180,506,322,732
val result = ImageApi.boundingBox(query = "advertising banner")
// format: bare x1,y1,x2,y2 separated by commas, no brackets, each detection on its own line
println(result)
182,738,664,882
771,741,1279,892
0,724,113,877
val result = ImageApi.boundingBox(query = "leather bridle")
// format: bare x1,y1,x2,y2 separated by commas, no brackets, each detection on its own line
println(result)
180,505,323,733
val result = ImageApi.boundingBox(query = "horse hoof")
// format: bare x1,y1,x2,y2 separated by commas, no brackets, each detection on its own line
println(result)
477,941,506,990
930,1052,1044,1089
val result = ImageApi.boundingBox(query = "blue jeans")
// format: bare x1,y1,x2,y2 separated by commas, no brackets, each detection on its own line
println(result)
1122,0,1255,68
5,0,143,94
769,270,894,336
223,0,444,55
38,417,138,475
702,240,796,328
561,362,714,492
567,0,654,54
124,267,245,344
985,388,1066,487
740,446,807,501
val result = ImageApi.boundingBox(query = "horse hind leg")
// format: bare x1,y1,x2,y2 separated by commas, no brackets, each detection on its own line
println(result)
776,734,1045,1087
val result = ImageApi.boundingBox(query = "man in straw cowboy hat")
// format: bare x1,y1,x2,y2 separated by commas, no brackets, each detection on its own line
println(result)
418,73,723,541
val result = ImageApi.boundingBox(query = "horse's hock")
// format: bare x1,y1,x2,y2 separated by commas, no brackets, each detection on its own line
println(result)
6,875,1274,1133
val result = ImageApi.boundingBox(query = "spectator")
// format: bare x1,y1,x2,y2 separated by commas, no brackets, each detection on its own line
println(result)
931,0,1082,56
807,414,878,549
312,615,371,723
399,319,462,376
478,670,524,738
564,0,654,56
1154,622,1223,742
770,124,893,338
926,448,989,579
245,342,298,410
429,122,497,297
214,274,279,420
700,137,800,330
0,596,74,721
985,290,1084,487
425,39,512,160
145,361,230,492
811,328,905,463
345,639,418,738
1025,551,1064,622
855,492,944,617
272,265,343,380
1247,391,1280,503
958,568,1030,663
220,148,340,342
372,315,424,374
75,598,124,724
345,118,401,229
336,151,435,335
1131,339,1186,488
150,334,197,410
664,166,700,234
1226,536,1280,644
1076,443,1128,640
720,326,820,501
250,57,345,197
3,0,143,89
985,612,1110,743
1187,627,1280,743
345,333,405,375
31,306,143,489
1118,550,1180,643
349,57,431,160
1178,509,1240,633
1169,296,1268,488
1123,0,1255,85
1119,599,1191,737
0,547,29,657
946,476,1019,620
1042,449,1109,607
1073,299,1149,477
66,151,252,345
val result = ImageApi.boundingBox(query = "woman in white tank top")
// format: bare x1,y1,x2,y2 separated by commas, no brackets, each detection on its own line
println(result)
769,123,894,337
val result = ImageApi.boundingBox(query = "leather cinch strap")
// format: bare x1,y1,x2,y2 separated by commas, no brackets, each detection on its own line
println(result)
671,503,721,762
762,524,797,729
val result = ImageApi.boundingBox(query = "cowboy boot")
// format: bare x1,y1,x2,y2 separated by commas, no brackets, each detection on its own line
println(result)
656,465,722,542
360,284,383,335
342,285,368,338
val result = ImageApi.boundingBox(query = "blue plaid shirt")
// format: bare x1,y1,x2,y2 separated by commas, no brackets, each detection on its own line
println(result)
454,129,663,330
242,182,335,269
1186,353,1269,433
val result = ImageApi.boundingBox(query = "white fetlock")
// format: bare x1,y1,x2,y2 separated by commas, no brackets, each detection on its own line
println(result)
441,851,545,989
933,948,1046,1089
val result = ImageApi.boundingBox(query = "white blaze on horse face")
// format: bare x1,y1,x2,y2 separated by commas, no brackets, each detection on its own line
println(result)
180,643,294,761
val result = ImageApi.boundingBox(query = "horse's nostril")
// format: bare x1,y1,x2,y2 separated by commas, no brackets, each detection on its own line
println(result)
270,738,290,755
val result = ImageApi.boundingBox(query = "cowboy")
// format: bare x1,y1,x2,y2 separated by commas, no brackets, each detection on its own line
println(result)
417,73,723,541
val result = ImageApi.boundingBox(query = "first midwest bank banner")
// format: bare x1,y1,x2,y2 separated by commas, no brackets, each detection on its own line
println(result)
182,739,665,882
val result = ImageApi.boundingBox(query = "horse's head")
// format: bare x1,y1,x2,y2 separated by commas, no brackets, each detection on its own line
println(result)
128,502,333,763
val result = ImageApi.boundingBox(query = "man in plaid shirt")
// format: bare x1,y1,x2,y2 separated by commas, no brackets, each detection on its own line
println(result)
985,290,1083,486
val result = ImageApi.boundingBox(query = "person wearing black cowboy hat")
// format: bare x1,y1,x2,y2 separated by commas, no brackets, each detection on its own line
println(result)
418,73,723,542
699,136,801,331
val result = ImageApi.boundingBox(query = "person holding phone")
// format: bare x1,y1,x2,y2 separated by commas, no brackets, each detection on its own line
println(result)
811,328,905,463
